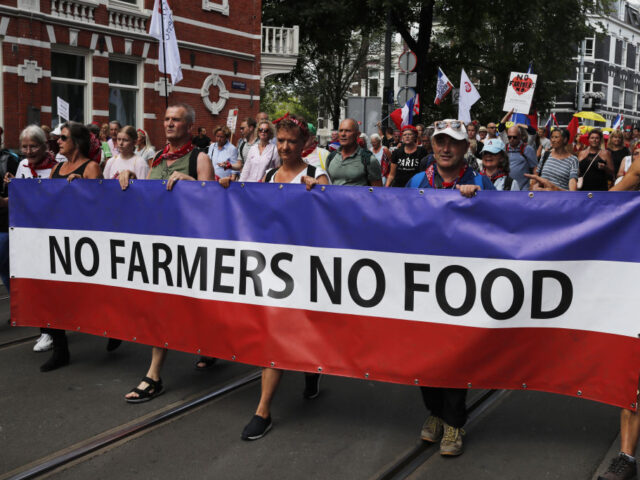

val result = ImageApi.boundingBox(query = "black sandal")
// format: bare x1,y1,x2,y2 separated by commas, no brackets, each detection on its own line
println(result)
195,356,217,370
125,376,164,404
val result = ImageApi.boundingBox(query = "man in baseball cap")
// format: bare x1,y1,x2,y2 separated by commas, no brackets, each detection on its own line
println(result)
406,121,494,456
406,119,494,197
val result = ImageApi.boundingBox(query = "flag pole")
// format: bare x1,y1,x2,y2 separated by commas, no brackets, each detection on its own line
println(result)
159,0,169,109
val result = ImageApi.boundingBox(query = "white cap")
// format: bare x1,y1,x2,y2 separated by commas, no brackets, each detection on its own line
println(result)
432,119,468,141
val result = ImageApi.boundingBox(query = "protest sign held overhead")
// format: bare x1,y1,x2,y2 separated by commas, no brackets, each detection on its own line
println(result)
503,71,538,114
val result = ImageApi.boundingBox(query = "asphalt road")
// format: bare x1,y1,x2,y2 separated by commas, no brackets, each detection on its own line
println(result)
0,288,626,480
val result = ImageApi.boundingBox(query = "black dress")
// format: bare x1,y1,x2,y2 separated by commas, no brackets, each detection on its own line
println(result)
579,152,609,191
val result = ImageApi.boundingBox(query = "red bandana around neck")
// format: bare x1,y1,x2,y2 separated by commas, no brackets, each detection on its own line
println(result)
426,164,467,189
151,142,195,168
28,151,57,178
302,141,318,158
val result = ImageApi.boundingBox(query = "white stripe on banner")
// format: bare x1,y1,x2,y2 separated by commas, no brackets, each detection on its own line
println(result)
11,227,639,338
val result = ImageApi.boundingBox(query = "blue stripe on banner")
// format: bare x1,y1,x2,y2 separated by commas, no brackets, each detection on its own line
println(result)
9,179,640,263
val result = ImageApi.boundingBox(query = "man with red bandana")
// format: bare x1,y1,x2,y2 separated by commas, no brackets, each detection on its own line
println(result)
118,103,215,403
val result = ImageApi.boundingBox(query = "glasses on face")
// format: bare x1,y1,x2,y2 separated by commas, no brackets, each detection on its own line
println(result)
59,135,69,142
258,128,269,134
488,126,497,129
507,135,519,140
435,120,462,131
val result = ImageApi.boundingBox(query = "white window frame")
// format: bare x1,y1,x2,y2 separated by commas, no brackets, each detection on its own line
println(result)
50,47,92,125
108,55,143,128
202,0,229,15
109,0,142,12
584,36,595,58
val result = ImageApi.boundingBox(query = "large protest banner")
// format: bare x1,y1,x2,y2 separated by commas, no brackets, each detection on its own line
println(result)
9,179,640,409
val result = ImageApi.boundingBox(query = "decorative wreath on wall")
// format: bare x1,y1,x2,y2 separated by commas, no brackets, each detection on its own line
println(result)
201,73,230,115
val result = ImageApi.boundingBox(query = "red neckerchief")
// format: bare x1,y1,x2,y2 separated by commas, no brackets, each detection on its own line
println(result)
484,170,506,182
28,151,57,178
302,141,318,158
426,164,467,189
151,142,195,168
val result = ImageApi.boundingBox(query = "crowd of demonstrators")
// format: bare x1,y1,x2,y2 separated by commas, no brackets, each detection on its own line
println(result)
6,106,640,473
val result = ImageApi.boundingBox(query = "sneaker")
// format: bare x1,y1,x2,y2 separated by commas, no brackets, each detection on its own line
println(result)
440,423,465,456
598,453,637,480
33,334,53,352
420,415,444,442
303,373,321,399
241,415,272,441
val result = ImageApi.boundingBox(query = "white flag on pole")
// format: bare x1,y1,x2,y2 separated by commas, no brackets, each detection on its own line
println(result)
149,0,183,85
458,69,480,124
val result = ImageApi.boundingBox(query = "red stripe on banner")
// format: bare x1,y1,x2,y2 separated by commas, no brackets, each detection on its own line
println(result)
11,278,640,409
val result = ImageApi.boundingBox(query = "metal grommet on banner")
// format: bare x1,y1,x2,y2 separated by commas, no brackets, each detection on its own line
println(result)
9,227,13,230
369,187,373,193
321,186,326,192
103,331,107,336
241,183,245,188
47,323,50,327
577,390,583,396
132,337,137,341
467,383,472,388
414,379,419,385
201,182,206,187
632,403,637,409
279,184,283,190
419,190,424,195
528,192,534,198
522,383,527,389
197,349,201,354
270,361,275,367
129,180,134,185
98,180,103,184
38,179,42,184
76,326,80,331
164,342,169,347
317,367,323,372
364,373,369,378
162,180,166,185
587,193,593,199
11,321,16,326
232,355,236,361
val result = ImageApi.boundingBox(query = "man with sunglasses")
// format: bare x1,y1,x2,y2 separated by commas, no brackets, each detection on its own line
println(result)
406,119,493,457
503,125,538,190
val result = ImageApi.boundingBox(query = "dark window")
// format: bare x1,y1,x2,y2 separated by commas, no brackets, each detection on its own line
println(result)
616,39,623,64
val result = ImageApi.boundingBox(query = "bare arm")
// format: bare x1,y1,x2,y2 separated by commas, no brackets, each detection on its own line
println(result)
385,163,397,187
611,159,640,191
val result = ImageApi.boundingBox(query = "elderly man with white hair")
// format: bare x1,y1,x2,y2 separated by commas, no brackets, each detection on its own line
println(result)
369,133,391,185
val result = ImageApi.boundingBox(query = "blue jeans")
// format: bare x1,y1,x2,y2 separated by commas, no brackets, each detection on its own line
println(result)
0,232,10,292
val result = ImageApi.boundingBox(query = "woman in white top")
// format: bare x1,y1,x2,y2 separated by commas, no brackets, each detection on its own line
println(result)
135,128,156,166
238,121,280,182
103,125,150,180
237,113,328,442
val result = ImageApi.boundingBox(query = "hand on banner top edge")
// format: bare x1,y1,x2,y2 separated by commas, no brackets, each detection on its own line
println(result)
300,175,319,191
118,170,136,191
4,172,13,184
456,184,480,198
67,173,82,183
166,171,194,191
219,177,232,189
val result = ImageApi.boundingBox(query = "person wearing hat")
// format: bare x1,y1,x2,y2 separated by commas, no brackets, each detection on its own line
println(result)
385,125,428,187
302,122,329,169
405,119,494,457
480,138,520,191
406,119,494,197
477,125,488,142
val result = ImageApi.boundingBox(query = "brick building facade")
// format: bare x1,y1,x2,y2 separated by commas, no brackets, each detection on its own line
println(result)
0,0,262,149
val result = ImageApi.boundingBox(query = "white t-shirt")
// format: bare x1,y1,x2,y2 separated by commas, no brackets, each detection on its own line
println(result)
303,146,330,169
266,164,330,184
103,154,149,180
15,159,56,179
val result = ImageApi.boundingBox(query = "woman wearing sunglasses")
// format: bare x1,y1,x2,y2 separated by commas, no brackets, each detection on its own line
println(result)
235,121,279,183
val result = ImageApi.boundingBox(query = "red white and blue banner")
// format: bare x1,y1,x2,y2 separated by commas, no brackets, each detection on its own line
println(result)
9,179,640,409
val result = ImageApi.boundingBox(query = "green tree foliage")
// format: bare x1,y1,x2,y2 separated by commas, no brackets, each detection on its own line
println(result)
380,0,614,123
262,0,378,128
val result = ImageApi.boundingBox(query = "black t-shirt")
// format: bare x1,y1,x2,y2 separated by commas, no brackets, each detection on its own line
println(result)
609,147,630,175
192,135,211,149
391,145,428,187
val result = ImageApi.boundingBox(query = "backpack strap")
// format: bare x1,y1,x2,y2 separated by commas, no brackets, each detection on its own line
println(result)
325,150,338,172
264,167,278,183
504,176,514,191
189,148,200,179
538,150,551,176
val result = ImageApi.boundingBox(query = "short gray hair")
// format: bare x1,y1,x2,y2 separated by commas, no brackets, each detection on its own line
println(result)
19,125,47,147
168,103,196,126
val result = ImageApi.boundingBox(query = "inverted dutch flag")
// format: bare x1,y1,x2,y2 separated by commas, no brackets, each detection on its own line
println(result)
613,114,624,130
434,68,454,105
390,95,417,130
544,113,559,138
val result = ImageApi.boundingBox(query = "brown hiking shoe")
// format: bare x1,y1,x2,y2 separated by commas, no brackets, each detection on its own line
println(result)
440,423,465,456
420,415,443,442
598,454,637,480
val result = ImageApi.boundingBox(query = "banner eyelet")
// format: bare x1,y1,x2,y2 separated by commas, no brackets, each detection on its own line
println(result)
528,192,534,198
